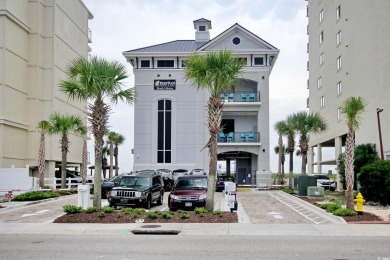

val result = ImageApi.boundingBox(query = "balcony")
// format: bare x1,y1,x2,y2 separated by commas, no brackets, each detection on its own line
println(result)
217,131,260,144
219,91,260,103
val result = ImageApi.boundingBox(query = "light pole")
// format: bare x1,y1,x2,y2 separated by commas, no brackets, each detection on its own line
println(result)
376,108,384,160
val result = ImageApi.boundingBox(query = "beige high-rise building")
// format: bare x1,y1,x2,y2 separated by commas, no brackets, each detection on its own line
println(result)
0,0,92,177
307,1,390,175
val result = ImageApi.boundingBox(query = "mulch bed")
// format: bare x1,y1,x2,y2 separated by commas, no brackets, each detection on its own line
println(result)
54,211,238,224
296,196,384,223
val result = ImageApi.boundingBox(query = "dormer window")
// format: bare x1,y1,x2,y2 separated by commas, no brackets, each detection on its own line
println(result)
254,57,264,66
157,60,174,68
199,26,206,31
140,60,150,68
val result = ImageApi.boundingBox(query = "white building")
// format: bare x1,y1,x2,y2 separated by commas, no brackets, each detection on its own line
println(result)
306,1,390,175
123,19,279,185
0,0,92,176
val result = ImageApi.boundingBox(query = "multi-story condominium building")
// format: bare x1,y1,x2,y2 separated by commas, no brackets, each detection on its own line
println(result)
306,1,390,176
123,18,279,185
0,0,92,176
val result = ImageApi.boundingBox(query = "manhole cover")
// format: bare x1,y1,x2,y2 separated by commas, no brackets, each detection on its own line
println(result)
140,225,161,229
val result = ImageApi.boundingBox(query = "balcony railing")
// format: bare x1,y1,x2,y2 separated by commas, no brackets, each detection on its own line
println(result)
219,91,260,103
218,131,260,143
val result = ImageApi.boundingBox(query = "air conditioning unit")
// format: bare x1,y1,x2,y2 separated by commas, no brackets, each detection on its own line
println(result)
307,186,325,197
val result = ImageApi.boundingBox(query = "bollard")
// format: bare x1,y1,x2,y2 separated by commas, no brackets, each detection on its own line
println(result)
354,192,365,214
5,191,13,202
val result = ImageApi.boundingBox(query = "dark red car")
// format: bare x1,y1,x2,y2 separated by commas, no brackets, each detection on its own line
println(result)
168,175,207,210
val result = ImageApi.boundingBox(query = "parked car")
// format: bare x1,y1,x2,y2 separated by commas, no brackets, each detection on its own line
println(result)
172,169,189,182
168,175,208,210
215,176,235,192
107,170,164,209
55,170,93,186
189,169,206,176
101,175,125,199
156,169,174,191
314,174,336,191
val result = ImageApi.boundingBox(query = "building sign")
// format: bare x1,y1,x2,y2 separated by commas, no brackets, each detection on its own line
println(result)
154,80,176,90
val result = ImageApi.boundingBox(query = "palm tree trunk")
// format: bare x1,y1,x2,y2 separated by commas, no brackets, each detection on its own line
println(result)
277,136,283,184
81,138,88,185
61,135,69,189
288,135,294,188
345,129,355,210
109,143,114,179
300,137,308,175
205,96,223,212
114,146,119,176
38,132,46,189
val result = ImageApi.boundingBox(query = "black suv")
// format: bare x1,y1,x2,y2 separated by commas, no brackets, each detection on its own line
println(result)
107,170,164,209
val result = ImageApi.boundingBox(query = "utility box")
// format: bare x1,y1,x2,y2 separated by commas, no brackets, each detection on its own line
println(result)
224,182,237,212
307,186,325,197
77,184,90,209
296,175,317,196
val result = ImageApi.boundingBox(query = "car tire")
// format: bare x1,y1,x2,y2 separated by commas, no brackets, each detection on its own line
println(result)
157,192,163,205
145,196,151,209
109,203,117,210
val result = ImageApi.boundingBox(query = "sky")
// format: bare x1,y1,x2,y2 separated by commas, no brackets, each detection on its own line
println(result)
83,0,313,174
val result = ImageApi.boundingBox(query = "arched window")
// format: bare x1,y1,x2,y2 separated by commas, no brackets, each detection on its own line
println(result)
157,99,172,163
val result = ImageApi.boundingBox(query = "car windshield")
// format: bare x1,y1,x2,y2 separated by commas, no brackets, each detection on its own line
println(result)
120,177,150,188
175,178,207,189
109,176,121,182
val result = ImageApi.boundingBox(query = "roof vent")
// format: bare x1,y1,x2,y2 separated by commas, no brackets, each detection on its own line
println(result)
193,18,212,42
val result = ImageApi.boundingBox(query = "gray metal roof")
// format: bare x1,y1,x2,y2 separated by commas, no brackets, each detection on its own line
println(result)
124,40,207,54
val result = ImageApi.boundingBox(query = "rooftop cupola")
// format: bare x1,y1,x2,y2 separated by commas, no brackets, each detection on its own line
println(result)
193,18,212,42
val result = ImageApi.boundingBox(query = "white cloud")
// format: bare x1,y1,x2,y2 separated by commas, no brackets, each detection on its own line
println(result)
83,0,308,174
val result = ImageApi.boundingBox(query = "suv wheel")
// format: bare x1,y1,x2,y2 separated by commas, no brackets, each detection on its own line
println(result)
109,203,117,210
157,192,163,205
145,196,151,209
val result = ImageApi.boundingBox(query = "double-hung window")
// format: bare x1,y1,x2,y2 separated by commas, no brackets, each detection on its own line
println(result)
157,99,172,163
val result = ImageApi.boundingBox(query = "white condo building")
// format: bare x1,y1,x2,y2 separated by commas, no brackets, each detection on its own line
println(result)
123,19,279,185
0,0,92,177
306,1,390,175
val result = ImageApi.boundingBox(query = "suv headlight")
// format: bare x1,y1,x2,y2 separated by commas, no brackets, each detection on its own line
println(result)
199,194,207,200
170,194,179,200
134,191,141,197
110,190,117,196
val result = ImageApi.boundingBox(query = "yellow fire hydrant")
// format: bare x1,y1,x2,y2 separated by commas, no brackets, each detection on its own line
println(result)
354,192,365,214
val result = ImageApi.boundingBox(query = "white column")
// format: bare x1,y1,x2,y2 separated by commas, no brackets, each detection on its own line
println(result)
317,143,322,174
335,136,343,191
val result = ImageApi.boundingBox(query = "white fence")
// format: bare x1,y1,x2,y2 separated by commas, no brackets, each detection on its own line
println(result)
35,178,94,190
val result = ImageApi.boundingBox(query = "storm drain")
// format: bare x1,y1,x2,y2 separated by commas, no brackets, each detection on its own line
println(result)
132,225,180,235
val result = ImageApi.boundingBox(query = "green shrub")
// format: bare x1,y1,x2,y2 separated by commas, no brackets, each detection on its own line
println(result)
13,191,59,201
147,212,158,219
180,212,190,219
132,213,140,219
121,208,134,214
319,201,341,213
333,208,358,216
117,213,124,218
213,209,223,216
134,208,146,214
194,207,208,214
86,206,97,213
199,213,205,218
359,160,390,206
56,190,75,196
281,188,294,194
103,206,115,213
98,212,105,218
161,212,172,219
63,205,82,215
43,185,51,189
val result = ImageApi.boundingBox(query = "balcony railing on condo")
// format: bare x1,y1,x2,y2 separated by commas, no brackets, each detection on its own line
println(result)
218,131,260,143
219,91,260,103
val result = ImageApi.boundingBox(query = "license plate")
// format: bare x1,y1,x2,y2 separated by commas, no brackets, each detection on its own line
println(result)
120,199,128,203
185,202,192,207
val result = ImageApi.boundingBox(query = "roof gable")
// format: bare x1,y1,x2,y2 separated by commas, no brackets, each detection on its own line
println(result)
198,23,278,52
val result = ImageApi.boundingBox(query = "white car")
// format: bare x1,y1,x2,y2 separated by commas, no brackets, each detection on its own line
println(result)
314,175,336,191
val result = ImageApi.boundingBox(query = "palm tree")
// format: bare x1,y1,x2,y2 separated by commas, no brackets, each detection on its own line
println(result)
37,120,51,189
106,131,117,179
274,120,288,184
59,56,135,209
285,115,296,188
48,113,84,188
341,96,367,210
274,145,288,183
102,145,109,179
113,133,125,176
185,50,245,211
292,111,327,175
